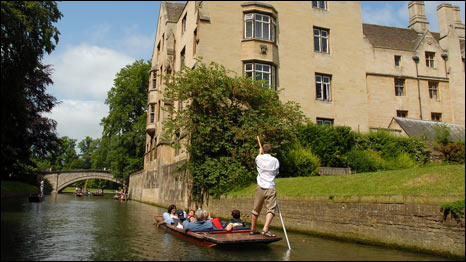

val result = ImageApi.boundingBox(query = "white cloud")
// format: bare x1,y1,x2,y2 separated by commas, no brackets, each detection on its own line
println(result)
45,44,134,100
44,99,109,142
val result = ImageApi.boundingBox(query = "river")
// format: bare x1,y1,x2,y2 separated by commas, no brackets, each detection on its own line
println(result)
1,194,459,261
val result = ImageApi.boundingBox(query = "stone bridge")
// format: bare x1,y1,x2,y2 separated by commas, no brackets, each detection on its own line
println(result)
43,170,124,193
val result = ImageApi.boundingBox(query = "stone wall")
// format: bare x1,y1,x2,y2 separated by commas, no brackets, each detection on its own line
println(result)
204,195,465,258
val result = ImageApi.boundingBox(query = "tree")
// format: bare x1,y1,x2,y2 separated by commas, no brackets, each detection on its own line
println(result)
1,1,62,179
78,136,97,169
100,59,151,180
163,60,306,205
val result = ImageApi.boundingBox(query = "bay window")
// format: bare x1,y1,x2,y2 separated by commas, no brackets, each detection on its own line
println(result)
244,62,276,89
244,13,276,42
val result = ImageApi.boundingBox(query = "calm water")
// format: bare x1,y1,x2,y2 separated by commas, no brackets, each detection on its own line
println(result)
1,194,458,261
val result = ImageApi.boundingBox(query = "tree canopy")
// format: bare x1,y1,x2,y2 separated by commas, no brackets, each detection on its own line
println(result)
99,59,151,181
1,1,62,180
163,60,306,205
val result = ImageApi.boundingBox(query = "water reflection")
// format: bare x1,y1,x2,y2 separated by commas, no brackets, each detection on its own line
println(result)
1,194,460,261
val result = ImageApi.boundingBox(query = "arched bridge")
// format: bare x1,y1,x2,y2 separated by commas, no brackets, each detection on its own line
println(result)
43,170,124,193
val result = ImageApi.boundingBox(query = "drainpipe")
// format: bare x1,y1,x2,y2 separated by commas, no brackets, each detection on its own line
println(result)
412,56,422,120
441,53,448,78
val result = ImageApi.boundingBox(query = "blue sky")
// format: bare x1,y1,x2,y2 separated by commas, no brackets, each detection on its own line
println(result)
43,1,465,143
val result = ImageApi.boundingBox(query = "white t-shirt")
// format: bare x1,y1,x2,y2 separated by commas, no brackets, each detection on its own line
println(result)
255,153,280,189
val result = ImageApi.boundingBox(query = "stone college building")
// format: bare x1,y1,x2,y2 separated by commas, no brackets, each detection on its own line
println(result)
129,1,465,203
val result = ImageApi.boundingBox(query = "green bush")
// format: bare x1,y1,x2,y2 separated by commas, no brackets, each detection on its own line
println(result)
297,123,355,167
280,144,320,177
441,142,465,164
385,152,418,170
347,150,379,173
441,199,465,220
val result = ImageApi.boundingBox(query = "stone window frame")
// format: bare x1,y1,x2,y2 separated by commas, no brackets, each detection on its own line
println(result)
394,78,405,96
150,104,155,123
181,13,187,34
243,61,276,90
312,1,327,10
397,110,408,118
425,52,435,68
315,73,332,101
431,112,442,122
394,55,401,66
314,27,329,54
316,117,334,126
428,81,439,100
243,12,276,43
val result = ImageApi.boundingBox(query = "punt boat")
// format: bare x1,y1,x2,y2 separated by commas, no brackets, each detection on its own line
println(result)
155,216,282,247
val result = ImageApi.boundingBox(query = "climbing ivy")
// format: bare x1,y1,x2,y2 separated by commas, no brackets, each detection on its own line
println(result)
162,60,306,206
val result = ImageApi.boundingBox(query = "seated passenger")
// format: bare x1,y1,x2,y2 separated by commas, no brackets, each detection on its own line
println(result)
224,209,247,232
162,204,178,225
182,209,214,232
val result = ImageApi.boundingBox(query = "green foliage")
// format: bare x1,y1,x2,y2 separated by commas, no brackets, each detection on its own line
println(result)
354,130,430,164
347,150,379,173
1,1,62,179
163,60,306,205
385,152,417,170
297,123,355,167
100,59,151,180
434,124,451,146
441,142,465,164
279,144,320,177
441,199,465,220
78,136,98,169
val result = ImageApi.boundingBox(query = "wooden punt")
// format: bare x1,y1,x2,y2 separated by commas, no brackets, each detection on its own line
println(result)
155,216,282,247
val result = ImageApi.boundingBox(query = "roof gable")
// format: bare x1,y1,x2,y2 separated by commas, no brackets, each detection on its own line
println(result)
165,2,186,22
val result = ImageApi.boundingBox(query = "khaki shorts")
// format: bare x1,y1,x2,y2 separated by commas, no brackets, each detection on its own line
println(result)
251,186,277,216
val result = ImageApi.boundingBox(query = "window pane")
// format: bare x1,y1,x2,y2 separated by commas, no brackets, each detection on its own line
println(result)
245,63,252,71
246,72,253,78
256,14,262,21
255,64,262,71
312,1,318,8
316,82,322,99
314,36,320,51
322,38,328,53
316,75,322,82
246,21,253,38
244,13,253,20
255,21,262,38
321,30,328,37
314,29,320,37
323,76,330,83
271,24,275,42
263,65,270,72
255,72,262,81
263,23,269,39
263,16,269,23
319,1,326,9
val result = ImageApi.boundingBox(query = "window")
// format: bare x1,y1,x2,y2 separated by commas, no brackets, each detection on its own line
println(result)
312,1,327,10
152,72,157,89
394,79,405,96
397,110,408,118
428,81,438,100
244,13,276,42
394,55,401,66
315,74,331,101
157,103,161,122
425,52,435,68
182,13,187,34
180,47,185,70
193,28,198,55
244,62,276,89
150,104,155,123
314,27,329,53
316,117,333,126
431,113,442,122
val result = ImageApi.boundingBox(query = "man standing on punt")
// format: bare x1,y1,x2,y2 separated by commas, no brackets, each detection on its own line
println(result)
250,142,279,237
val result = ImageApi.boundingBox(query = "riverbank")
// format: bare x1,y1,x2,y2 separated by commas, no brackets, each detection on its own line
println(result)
1,181,38,199
129,163,465,258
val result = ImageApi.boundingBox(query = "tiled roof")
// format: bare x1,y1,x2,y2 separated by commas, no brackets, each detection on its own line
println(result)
392,117,465,142
363,24,425,51
165,2,186,22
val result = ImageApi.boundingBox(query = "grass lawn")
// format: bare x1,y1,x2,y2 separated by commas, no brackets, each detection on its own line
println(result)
1,180,38,193
228,164,465,197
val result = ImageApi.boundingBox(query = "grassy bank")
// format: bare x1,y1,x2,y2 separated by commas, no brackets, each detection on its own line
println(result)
61,187,118,194
229,164,465,197
1,180,38,193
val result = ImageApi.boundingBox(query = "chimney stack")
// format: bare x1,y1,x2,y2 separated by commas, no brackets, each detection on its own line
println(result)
437,3,465,39
408,1,429,33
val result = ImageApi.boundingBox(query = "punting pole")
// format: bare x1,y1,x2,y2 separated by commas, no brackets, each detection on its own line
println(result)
277,202,291,250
